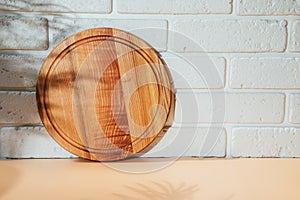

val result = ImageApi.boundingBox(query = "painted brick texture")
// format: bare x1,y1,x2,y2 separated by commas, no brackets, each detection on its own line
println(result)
0,0,111,13
50,18,167,51
0,127,226,158
0,53,43,89
0,127,74,158
290,20,300,52
170,20,287,52
289,94,300,124
230,58,300,89
0,16,48,50
175,93,285,124
117,0,232,14
144,127,226,157
238,0,300,16
232,128,300,157
162,54,225,89
0,92,40,125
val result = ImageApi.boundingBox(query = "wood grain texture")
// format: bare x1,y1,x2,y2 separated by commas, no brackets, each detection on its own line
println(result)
36,28,175,161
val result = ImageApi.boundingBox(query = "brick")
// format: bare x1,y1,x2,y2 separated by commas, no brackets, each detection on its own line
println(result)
162,53,225,89
0,126,224,159
175,92,285,123
50,18,167,51
143,127,226,157
238,0,300,16
0,126,74,158
289,94,300,124
0,0,111,13
232,127,300,157
290,20,300,52
169,20,287,52
0,53,43,89
0,16,48,50
230,57,300,89
0,92,40,125
117,0,232,14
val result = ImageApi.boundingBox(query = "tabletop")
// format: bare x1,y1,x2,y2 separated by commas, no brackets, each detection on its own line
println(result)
1,158,300,200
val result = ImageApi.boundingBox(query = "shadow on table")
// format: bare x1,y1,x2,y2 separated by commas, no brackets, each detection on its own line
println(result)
112,181,199,200
0,165,20,198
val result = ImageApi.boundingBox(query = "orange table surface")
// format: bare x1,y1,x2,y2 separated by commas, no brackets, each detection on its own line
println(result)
1,158,300,200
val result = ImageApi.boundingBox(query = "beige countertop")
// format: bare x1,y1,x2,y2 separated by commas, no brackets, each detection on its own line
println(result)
1,158,300,200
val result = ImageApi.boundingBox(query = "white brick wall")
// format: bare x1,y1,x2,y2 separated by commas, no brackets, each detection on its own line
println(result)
0,0,112,13
170,20,287,52
0,127,74,158
0,0,300,159
0,16,48,50
232,128,300,157
50,18,167,51
143,127,226,157
238,0,300,16
290,20,300,52
230,58,300,89
289,94,300,124
117,0,232,14
162,53,225,89
0,92,40,125
0,53,43,89
0,127,226,158
175,92,285,123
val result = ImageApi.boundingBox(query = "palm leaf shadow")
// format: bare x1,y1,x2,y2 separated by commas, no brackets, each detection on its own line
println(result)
112,181,199,200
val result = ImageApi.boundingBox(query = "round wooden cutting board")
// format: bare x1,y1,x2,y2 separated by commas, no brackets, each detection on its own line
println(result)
36,28,175,161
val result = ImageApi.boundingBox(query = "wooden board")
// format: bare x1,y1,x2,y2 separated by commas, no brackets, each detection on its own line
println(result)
36,28,175,161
